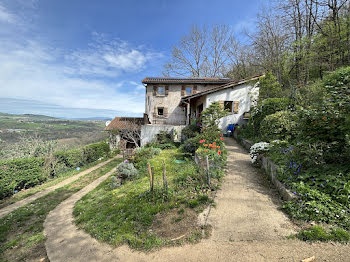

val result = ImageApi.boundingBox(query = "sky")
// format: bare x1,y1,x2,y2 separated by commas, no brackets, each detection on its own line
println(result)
0,0,263,119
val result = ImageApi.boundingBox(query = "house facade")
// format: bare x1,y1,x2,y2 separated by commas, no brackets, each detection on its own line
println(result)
142,77,232,126
107,75,262,147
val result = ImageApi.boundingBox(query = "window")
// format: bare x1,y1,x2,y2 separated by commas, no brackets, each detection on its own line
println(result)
157,107,164,116
224,101,233,112
185,87,193,95
157,86,165,96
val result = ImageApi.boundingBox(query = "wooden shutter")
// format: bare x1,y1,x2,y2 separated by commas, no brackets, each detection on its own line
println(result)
218,101,225,109
234,101,239,114
165,86,169,96
181,85,185,96
153,86,157,96
164,107,168,117
193,85,197,94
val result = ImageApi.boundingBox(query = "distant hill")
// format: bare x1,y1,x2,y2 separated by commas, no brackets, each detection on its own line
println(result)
0,98,142,119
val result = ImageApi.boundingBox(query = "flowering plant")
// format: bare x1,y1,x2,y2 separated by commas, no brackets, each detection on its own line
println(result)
249,142,270,164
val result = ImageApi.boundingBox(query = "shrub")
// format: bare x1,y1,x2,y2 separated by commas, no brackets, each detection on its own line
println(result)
83,141,110,163
180,136,200,155
116,162,138,180
260,110,298,142
323,66,350,113
54,149,84,168
250,97,292,137
156,131,173,144
0,157,45,199
249,142,270,164
181,122,200,140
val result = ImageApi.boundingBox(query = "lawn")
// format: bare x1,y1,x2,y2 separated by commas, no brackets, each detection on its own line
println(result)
73,148,216,250
0,158,122,262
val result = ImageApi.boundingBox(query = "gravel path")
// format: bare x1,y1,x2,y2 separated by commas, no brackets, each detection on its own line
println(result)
0,156,119,219
44,139,350,262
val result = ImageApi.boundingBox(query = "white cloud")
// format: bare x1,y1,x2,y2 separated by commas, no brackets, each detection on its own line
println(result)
0,3,17,24
0,38,152,114
65,35,162,78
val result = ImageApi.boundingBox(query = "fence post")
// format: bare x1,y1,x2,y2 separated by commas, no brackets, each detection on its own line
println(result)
147,162,153,192
162,160,168,192
206,155,210,187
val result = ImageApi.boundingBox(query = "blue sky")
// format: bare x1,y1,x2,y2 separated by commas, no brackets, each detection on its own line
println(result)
0,0,263,118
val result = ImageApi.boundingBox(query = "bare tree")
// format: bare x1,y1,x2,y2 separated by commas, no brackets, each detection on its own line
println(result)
163,25,234,77
247,8,290,82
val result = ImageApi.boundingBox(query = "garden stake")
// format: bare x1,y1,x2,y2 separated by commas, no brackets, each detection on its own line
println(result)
162,160,168,193
147,162,153,192
206,155,210,187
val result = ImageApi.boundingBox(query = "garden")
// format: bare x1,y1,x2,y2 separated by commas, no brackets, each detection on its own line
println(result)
73,102,228,250
237,68,350,242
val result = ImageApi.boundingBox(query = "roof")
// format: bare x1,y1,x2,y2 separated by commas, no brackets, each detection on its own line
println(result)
142,77,232,85
181,74,264,101
104,117,144,131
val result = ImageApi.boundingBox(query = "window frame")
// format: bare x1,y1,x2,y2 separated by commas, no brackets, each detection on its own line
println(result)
224,101,233,113
185,87,193,96
157,107,164,116
157,86,166,96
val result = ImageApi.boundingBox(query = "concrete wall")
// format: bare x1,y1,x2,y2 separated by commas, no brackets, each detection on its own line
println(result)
141,124,186,146
145,84,216,126
205,83,254,132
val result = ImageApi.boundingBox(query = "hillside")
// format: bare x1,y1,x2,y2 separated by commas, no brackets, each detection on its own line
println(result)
0,112,108,160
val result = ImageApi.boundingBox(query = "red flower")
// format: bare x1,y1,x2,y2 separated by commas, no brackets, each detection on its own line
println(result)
204,144,208,147
217,146,220,149
218,150,222,155
204,149,208,152
209,144,213,147
220,137,224,141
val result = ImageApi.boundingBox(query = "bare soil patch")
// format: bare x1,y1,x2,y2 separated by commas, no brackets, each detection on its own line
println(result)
151,208,200,240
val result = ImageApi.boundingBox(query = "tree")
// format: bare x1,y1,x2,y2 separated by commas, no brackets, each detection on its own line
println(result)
258,72,283,101
163,25,234,77
201,101,229,129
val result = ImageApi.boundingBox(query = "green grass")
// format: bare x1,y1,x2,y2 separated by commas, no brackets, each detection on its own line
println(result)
0,156,113,209
74,149,216,250
293,225,350,243
0,158,122,262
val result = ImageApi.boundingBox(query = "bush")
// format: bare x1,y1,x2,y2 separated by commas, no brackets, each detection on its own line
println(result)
323,66,350,113
180,136,200,155
258,71,283,100
250,97,292,137
0,141,111,199
55,141,110,168
181,122,200,140
83,141,110,163
260,110,298,142
0,157,45,198
116,162,138,180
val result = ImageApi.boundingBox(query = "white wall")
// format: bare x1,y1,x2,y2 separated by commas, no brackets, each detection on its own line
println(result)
141,124,186,146
205,83,255,132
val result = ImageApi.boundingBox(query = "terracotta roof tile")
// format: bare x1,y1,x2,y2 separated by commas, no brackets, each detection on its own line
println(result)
142,77,231,85
105,117,144,131
181,74,264,101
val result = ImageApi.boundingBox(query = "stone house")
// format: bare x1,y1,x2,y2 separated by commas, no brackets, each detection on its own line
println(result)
105,117,144,149
140,75,262,146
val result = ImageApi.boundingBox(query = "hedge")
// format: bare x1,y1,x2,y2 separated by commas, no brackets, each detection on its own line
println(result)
0,158,45,199
0,141,110,199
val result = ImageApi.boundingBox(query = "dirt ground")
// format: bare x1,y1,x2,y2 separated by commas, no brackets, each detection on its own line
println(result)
44,138,350,262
